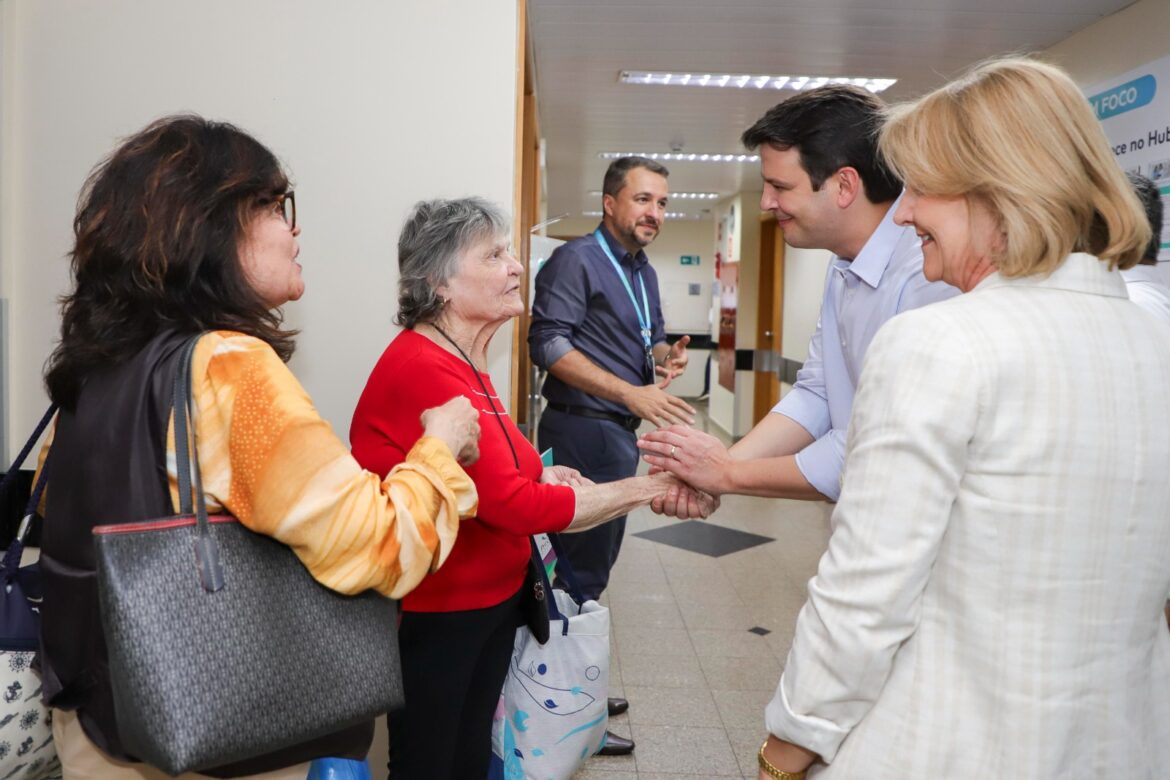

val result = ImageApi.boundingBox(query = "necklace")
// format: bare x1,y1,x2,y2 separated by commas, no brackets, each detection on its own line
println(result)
429,322,519,469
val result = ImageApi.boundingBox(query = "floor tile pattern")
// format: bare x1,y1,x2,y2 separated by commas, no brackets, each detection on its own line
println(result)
631,522,774,558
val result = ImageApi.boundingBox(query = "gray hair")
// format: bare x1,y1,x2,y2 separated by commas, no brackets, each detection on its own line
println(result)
395,197,509,328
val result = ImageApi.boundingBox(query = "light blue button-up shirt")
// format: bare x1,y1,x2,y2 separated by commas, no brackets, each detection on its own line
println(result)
773,198,959,500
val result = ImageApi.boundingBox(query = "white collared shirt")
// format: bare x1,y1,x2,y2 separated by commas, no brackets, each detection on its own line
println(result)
1121,264,1170,325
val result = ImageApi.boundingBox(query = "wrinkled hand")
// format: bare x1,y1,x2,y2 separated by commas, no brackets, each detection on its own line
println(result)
655,335,690,387
650,474,719,519
420,395,481,466
623,383,696,428
638,425,731,495
540,465,594,488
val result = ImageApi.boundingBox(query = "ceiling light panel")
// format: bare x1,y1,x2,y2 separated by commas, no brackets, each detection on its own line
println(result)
582,211,702,220
598,151,759,163
588,190,719,200
620,71,897,94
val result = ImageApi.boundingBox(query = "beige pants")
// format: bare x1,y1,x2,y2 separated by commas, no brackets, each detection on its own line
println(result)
52,709,311,780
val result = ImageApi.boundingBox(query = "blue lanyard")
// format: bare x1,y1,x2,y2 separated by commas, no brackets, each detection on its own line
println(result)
594,229,652,350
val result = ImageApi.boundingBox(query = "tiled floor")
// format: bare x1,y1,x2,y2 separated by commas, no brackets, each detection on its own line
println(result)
572,406,834,779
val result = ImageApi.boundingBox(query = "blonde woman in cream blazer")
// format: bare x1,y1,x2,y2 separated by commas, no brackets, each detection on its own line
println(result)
756,58,1170,780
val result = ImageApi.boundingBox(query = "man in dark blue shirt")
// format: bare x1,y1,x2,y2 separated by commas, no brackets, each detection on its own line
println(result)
529,156,695,755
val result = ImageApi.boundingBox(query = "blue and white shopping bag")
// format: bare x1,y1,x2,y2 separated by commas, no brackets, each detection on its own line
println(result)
490,533,610,780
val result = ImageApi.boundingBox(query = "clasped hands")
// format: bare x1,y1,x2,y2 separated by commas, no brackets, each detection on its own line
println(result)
638,424,729,520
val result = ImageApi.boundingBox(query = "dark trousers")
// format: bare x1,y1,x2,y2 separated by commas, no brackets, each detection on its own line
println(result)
386,588,522,780
538,407,639,601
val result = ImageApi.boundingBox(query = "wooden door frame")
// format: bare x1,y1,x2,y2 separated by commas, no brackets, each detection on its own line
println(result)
510,0,540,429
752,213,785,423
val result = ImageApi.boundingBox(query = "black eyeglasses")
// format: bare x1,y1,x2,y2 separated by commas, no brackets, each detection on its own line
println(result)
273,191,296,230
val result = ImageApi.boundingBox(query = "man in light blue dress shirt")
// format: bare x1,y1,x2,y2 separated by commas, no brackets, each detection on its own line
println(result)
640,86,958,502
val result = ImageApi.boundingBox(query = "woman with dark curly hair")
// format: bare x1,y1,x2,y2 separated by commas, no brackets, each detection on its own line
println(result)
38,115,481,779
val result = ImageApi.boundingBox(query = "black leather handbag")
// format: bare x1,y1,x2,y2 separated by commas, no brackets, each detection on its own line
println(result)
519,538,551,645
92,337,403,775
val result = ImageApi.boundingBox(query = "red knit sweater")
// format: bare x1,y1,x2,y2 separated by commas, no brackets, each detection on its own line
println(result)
350,329,575,612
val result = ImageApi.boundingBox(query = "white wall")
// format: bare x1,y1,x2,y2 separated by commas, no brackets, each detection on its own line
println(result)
0,0,519,458
778,244,832,397
781,247,832,356
1045,0,1170,86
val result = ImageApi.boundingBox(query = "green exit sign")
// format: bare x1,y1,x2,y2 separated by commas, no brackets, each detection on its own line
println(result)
680,255,701,265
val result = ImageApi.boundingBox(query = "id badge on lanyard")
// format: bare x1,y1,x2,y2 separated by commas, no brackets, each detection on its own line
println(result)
595,230,655,383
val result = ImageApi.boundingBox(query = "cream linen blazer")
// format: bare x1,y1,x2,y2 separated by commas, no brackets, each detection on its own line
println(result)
767,253,1170,778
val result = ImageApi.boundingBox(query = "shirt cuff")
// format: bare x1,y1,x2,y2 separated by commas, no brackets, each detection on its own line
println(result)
793,433,844,501
765,672,851,764
531,334,575,369
403,436,478,520
772,387,831,441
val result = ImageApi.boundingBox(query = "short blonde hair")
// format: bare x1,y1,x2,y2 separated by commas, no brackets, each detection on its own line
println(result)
879,57,1150,276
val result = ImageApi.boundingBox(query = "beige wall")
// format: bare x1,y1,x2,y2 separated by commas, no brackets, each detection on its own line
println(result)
1045,0,1170,86
781,245,833,363
0,0,519,458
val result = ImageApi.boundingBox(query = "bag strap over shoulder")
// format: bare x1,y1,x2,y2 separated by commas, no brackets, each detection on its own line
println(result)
171,334,226,593
0,403,58,577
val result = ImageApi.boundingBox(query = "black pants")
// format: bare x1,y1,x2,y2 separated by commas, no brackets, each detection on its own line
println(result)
386,588,523,779
538,407,639,600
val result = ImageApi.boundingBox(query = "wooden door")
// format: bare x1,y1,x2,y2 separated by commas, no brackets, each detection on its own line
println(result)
752,214,785,423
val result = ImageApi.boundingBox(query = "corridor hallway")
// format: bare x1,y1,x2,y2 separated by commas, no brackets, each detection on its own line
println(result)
577,406,833,779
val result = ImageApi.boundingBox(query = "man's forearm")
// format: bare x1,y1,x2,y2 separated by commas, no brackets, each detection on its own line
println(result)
729,412,816,460
721,454,828,501
547,350,637,405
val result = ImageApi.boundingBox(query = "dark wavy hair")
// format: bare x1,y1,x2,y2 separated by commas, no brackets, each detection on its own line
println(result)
742,85,903,204
45,114,297,409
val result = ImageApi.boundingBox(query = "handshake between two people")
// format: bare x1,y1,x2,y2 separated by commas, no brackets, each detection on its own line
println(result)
638,425,730,520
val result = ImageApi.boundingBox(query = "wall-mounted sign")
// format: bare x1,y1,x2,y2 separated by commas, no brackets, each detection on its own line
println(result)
680,255,701,265
1086,54,1170,274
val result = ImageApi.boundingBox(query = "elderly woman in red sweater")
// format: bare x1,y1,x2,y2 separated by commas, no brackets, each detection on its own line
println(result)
350,198,705,779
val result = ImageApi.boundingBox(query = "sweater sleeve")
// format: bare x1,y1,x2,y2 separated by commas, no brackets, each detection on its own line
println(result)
351,337,575,537
173,331,478,599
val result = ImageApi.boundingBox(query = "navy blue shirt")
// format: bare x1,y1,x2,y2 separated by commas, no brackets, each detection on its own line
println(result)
528,224,667,416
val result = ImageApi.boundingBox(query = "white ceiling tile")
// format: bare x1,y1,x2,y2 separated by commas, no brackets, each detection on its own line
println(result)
530,0,1136,218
